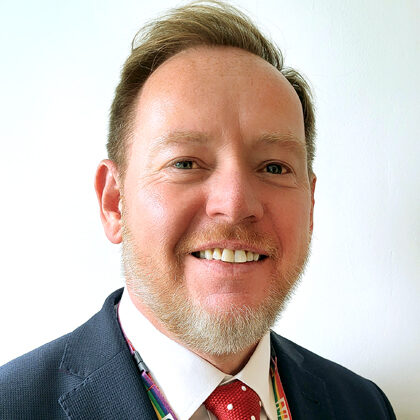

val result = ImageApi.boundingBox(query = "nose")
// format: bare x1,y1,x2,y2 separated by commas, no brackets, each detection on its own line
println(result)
205,164,264,224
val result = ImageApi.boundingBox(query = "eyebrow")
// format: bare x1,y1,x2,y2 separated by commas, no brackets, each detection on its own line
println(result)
149,131,209,154
149,130,306,154
254,132,307,155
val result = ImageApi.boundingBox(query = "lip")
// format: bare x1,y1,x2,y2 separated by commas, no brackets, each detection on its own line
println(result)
190,241,269,255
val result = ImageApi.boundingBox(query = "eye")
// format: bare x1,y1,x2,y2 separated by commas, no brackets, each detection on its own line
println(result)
173,160,198,170
264,162,289,175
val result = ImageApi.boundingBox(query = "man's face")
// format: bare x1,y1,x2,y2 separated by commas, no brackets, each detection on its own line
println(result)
121,46,315,354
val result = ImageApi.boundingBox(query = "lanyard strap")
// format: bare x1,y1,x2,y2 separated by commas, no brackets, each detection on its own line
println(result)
270,353,292,420
126,337,177,420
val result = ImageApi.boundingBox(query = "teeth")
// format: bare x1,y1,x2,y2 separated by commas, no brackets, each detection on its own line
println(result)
195,248,263,263
234,250,247,263
213,248,222,260
221,248,234,262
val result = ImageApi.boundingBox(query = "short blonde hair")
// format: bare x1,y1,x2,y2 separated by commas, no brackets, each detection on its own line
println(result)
107,1,316,175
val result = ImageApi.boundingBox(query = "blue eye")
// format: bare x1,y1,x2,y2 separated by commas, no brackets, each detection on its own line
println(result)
265,163,286,174
174,160,195,169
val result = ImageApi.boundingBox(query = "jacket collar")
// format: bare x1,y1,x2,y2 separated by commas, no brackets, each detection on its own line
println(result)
271,332,335,419
57,288,156,419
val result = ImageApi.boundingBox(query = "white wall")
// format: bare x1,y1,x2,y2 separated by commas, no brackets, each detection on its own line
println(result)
0,1,418,418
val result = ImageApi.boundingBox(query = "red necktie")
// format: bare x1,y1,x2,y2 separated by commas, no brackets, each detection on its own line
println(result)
204,380,262,420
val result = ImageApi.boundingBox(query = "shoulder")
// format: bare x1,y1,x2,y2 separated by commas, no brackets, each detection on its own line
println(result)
270,331,396,419
0,333,68,380
0,333,81,418
272,332,377,386
0,288,125,419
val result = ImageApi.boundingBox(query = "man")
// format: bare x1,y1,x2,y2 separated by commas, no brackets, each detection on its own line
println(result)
0,2,395,419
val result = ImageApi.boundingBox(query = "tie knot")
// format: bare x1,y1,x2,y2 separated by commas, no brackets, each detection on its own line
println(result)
204,380,262,420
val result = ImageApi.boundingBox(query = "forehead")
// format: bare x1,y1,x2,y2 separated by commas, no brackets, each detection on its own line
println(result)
130,46,305,153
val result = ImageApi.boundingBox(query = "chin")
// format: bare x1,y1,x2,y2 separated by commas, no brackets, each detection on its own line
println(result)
150,278,289,355
171,298,280,355
198,293,263,315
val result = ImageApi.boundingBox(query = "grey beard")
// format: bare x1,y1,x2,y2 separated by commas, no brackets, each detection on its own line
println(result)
122,237,309,356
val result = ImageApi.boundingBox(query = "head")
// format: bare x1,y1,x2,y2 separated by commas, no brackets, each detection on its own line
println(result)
107,0,315,177
96,1,316,356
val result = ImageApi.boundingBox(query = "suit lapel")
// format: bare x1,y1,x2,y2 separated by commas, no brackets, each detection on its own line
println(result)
57,289,157,420
58,348,156,419
271,332,335,420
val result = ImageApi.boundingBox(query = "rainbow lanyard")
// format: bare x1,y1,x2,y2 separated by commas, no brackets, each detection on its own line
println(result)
124,335,292,420
270,351,292,420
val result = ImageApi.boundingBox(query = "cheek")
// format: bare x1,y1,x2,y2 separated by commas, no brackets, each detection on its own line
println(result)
269,192,312,249
126,183,202,253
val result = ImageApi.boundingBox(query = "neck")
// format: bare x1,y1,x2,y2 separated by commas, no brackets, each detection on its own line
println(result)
193,343,258,375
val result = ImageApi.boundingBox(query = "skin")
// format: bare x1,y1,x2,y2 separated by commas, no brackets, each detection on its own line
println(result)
95,46,316,374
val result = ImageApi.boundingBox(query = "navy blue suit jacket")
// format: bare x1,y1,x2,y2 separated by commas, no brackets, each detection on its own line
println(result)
0,289,396,419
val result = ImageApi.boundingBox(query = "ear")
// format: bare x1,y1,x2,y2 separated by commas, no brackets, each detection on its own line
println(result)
309,174,317,234
94,159,122,244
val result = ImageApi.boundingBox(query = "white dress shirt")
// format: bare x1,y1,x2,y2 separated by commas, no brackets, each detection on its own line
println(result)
118,288,278,420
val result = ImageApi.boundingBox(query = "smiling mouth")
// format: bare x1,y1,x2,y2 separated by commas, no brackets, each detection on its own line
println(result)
191,248,268,263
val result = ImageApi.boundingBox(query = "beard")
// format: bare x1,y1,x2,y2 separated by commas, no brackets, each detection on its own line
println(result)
122,221,311,356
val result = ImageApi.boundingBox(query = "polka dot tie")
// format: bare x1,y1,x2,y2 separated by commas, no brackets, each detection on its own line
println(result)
204,380,262,420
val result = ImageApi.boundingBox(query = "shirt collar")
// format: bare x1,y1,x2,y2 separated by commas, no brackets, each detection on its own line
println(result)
118,288,277,420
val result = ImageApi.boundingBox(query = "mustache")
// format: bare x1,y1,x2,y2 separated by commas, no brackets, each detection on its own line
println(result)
175,223,279,258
